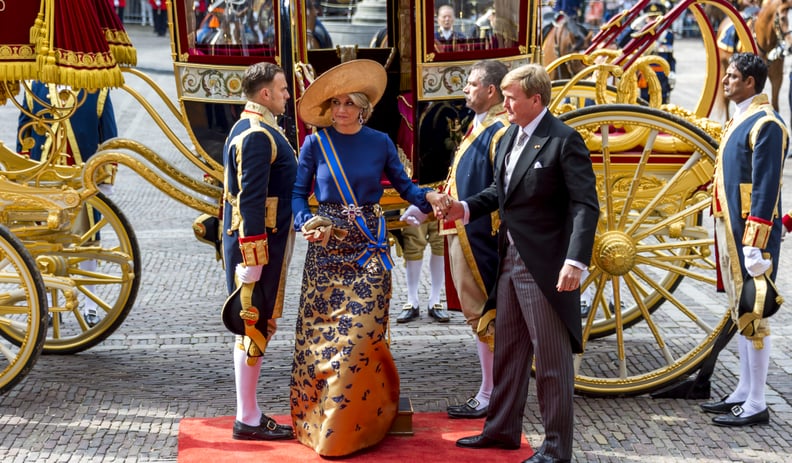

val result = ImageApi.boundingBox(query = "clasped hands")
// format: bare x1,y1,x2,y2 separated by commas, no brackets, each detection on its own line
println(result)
424,191,464,223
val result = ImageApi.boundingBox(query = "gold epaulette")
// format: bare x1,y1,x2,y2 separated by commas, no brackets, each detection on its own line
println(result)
742,216,773,249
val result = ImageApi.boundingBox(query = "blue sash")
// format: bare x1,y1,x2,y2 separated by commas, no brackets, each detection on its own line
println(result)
316,129,393,271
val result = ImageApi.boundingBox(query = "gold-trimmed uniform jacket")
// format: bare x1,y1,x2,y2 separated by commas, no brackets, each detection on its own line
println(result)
712,94,787,322
443,104,508,298
221,101,297,318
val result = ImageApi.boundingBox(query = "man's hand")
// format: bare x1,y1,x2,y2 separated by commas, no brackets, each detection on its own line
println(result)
556,264,582,292
266,318,277,338
236,263,263,283
743,246,771,277
437,198,464,222
400,205,428,226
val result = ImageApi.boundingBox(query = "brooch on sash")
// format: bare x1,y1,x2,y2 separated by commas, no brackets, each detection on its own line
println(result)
342,204,363,223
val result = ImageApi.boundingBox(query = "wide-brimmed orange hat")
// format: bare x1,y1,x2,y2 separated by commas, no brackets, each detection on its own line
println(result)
297,59,387,127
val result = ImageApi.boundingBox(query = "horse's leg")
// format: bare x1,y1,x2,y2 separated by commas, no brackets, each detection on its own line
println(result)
767,59,783,112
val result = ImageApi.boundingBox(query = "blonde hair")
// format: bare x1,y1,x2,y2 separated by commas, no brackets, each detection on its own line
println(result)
501,64,551,106
347,92,374,123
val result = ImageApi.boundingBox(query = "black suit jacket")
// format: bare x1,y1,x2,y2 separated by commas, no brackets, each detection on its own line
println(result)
467,111,599,353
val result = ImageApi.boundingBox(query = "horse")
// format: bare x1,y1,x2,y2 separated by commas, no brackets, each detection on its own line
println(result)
712,0,792,121
542,12,592,80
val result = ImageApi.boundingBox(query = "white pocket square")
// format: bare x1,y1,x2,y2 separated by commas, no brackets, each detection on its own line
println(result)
533,161,542,168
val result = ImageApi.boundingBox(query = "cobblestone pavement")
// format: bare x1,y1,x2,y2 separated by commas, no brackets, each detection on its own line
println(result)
1,25,791,463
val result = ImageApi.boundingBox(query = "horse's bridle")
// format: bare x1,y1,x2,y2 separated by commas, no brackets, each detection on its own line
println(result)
769,7,792,60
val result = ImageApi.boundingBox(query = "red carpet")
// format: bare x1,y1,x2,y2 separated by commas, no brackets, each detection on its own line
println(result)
178,412,534,462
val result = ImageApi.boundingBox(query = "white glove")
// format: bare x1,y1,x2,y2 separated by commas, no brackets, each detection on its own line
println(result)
743,246,771,277
667,71,676,90
400,205,428,226
155,0,162,7
98,183,114,196
235,263,263,283
194,1,200,8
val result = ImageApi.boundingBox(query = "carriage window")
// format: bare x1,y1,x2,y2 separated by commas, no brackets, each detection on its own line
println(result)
309,0,388,49
429,0,522,54
187,0,277,58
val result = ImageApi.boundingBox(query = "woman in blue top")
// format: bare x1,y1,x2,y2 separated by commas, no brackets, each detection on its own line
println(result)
290,60,441,457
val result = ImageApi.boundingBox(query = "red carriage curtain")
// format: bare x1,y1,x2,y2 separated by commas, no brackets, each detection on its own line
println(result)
30,0,125,88
0,2,41,88
91,0,137,66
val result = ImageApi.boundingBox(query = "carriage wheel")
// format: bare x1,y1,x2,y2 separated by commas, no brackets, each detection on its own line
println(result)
559,104,727,396
0,225,47,394
550,80,647,114
0,192,142,354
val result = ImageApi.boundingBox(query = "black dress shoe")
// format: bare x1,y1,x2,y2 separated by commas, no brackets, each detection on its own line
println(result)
522,452,571,463
428,304,450,322
700,395,744,414
233,415,294,440
456,434,519,450
260,414,293,432
712,406,770,427
396,304,419,323
447,397,488,419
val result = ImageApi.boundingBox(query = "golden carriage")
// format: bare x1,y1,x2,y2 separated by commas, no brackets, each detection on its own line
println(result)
0,0,764,397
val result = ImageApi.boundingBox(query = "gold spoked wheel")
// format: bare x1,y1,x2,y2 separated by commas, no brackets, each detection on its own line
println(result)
559,104,729,396
3,192,141,354
0,225,47,394
550,80,649,115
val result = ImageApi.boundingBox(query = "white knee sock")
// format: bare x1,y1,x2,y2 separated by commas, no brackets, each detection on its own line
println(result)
234,345,262,426
80,260,98,313
727,335,751,404
428,254,445,307
742,336,771,416
405,259,423,308
474,339,494,409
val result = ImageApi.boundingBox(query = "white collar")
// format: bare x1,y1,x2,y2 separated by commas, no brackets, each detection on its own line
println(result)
519,108,547,140
733,95,755,117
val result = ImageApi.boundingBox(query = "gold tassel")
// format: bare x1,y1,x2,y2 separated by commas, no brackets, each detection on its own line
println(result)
110,44,138,67
29,0,47,43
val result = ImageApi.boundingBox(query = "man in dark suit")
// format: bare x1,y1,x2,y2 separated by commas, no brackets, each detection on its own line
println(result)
436,63,599,463
434,4,466,52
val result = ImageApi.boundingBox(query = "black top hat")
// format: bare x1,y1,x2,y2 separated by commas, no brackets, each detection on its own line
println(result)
738,273,783,335
221,281,273,344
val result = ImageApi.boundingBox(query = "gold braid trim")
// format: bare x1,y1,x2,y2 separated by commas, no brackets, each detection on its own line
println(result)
742,218,772,249
239,282,270,363
239,237,269,266
39,48,123,89
104,29,138,66
476,310,496,352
